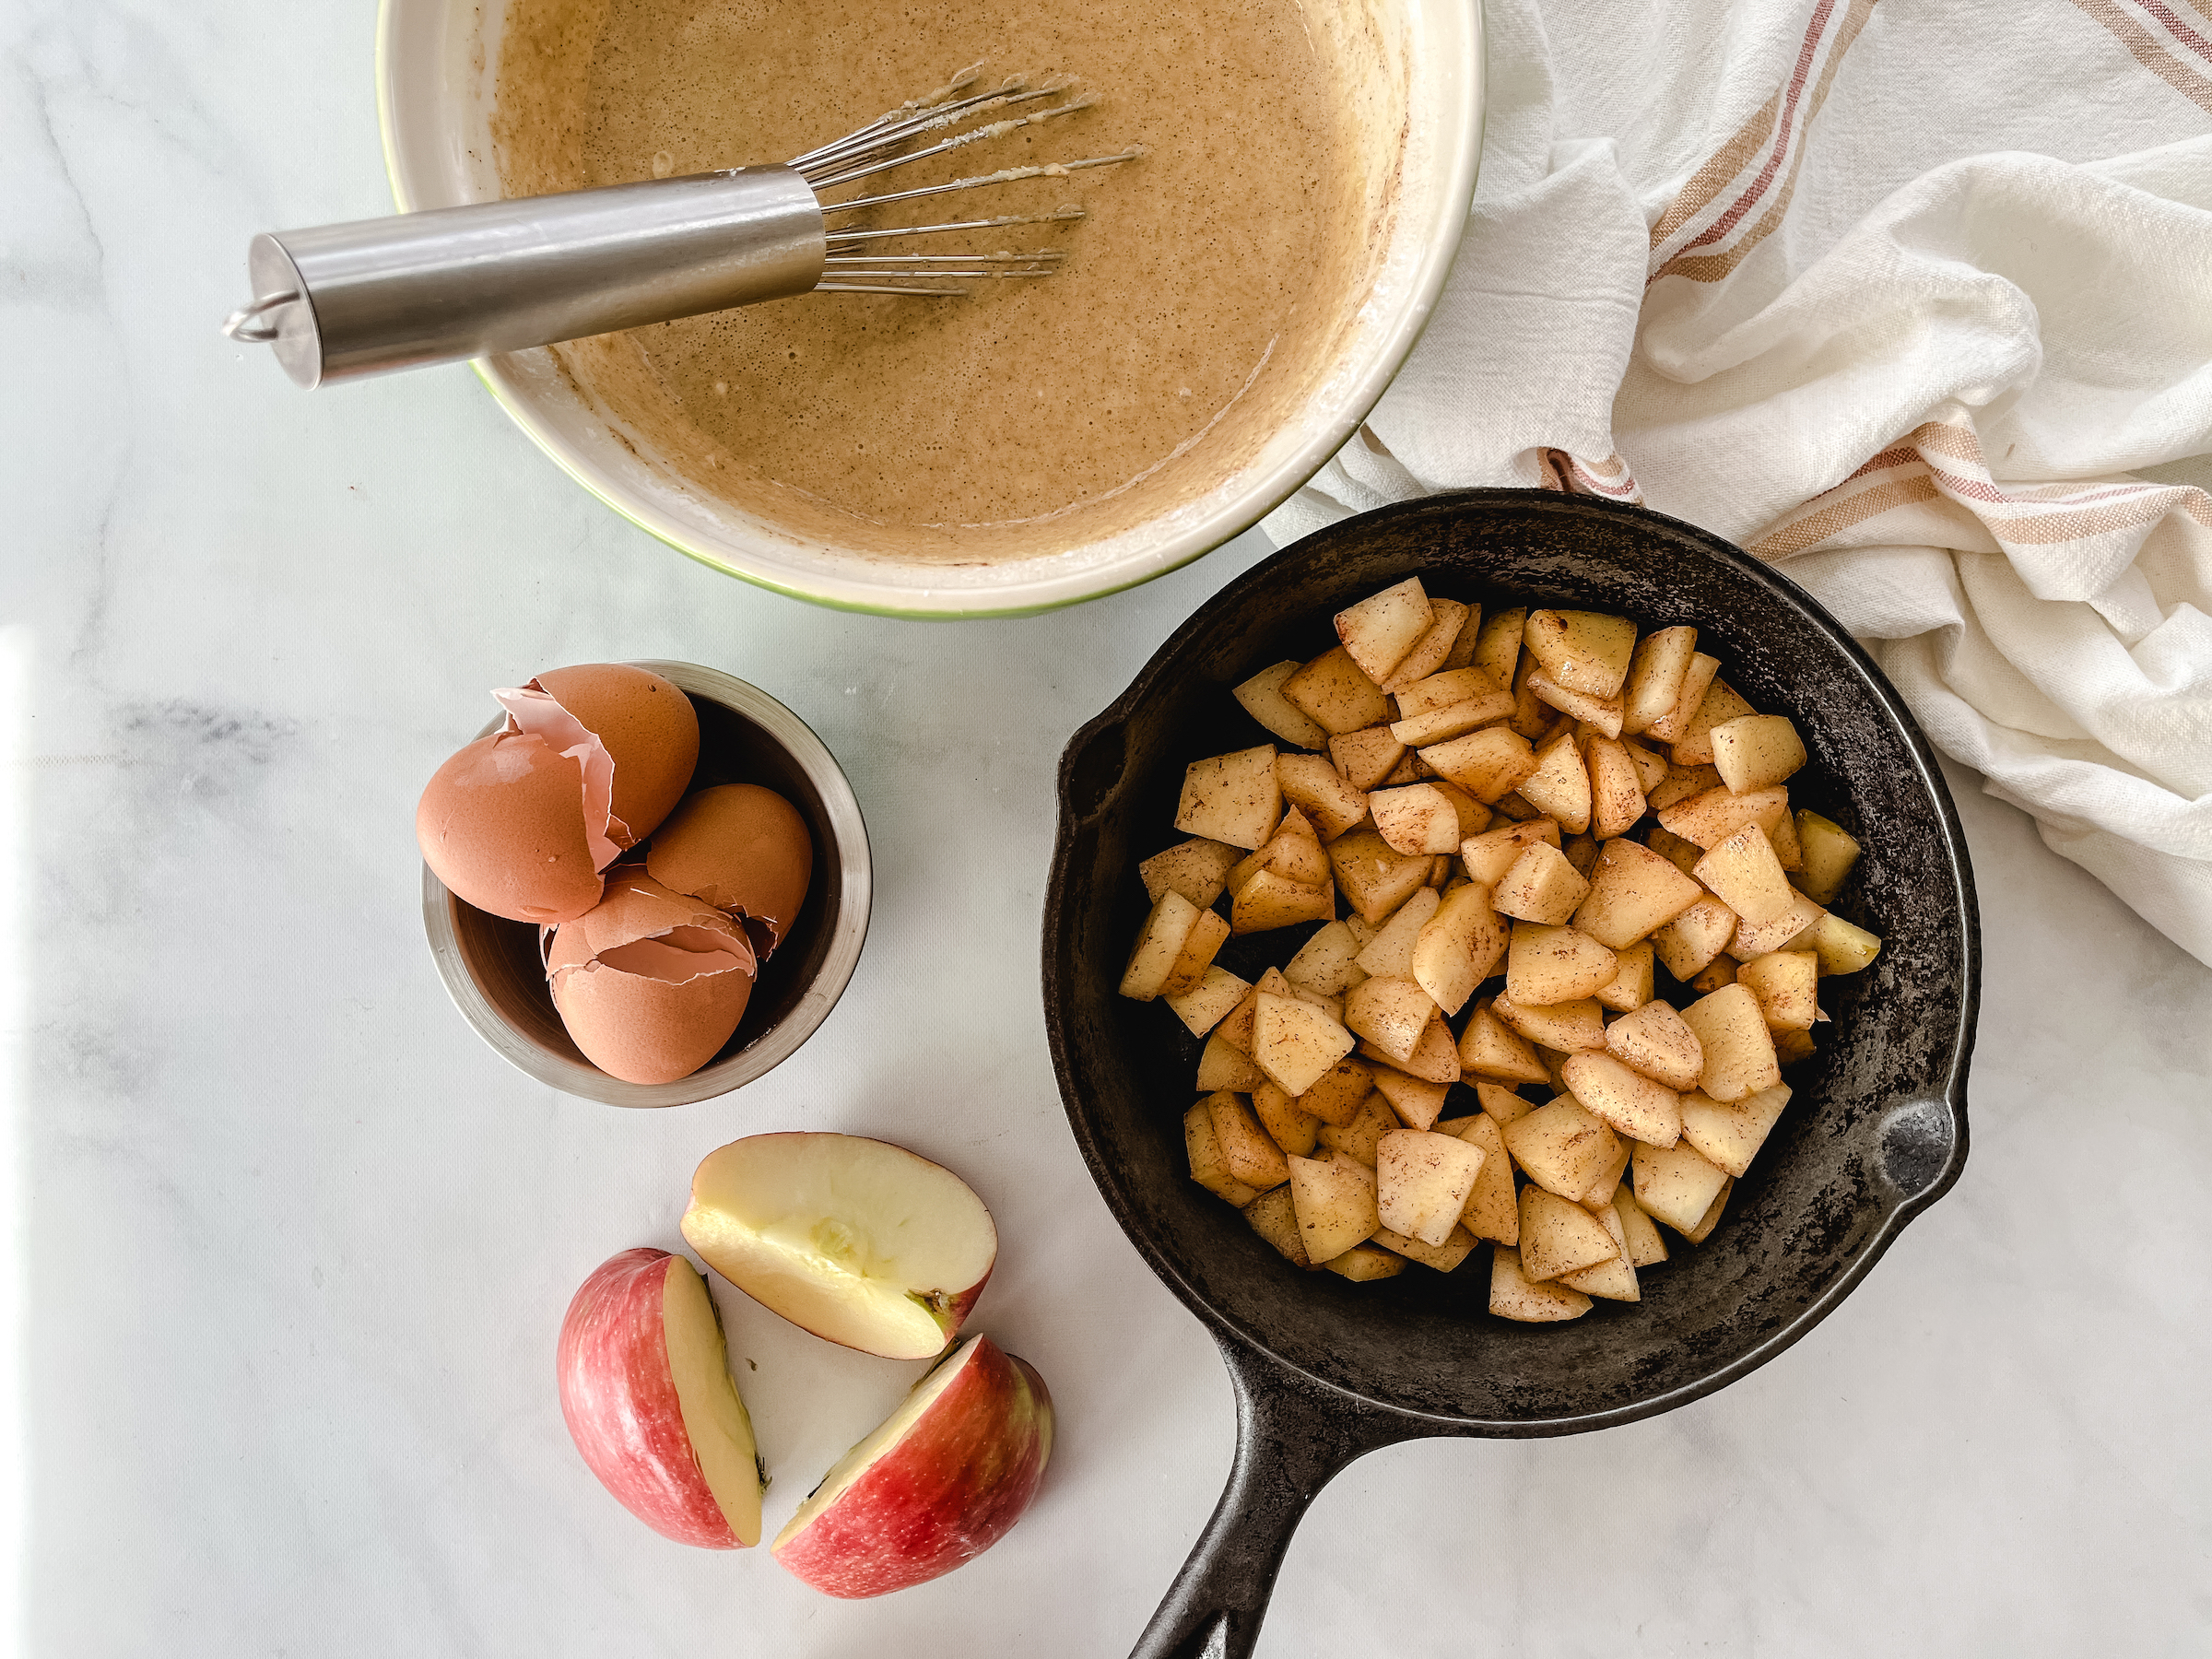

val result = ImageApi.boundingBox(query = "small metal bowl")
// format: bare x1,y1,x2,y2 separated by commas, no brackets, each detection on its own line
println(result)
421,661,870,1106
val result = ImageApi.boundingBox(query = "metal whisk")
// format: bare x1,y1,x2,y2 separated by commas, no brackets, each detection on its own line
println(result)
222,65,1137,389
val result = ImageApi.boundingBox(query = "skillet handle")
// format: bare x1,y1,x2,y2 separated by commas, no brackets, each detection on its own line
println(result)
1131,1332,1423,1659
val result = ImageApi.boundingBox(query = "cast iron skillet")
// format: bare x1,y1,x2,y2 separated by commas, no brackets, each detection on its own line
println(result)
1042,491,1978,1659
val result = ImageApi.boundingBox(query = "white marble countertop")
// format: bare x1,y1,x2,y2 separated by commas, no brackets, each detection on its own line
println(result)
6,3,2211,1653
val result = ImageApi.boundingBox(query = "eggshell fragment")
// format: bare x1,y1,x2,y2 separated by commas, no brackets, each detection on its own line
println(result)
417,731,607,924
550,873,759,1085
535,664,700,846
646,785,814,957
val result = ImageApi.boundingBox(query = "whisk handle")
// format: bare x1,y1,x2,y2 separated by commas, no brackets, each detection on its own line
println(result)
224,167,825,389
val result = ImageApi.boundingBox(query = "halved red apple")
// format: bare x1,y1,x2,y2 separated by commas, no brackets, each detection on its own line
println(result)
773,1335,1053,1598
680,1133,997,1361
556,1247,764,1548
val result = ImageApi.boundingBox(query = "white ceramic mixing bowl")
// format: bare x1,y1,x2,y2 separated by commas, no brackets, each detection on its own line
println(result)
375,0,1483,617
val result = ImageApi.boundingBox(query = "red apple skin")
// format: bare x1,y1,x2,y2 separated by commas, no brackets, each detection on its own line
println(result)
557,1247,744,1549
774,1338,1053,1598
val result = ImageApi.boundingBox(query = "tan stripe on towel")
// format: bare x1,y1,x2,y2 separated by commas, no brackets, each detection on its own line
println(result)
2068,0,2212,113
1649,89,1784,251
1751,473,1941,559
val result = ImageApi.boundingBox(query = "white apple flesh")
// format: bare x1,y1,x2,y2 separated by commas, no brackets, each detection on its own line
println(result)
556,1247,764,1548
680,1133,998,1361
773,1335,1053,1598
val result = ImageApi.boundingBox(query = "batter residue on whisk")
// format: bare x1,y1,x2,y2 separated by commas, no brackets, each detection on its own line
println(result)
493,0,1372,560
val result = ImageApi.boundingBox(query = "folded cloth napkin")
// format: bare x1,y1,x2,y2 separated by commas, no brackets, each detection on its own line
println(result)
1267,0,2212,967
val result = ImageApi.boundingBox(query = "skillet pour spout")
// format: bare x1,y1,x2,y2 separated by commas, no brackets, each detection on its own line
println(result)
1043,490,1978,1658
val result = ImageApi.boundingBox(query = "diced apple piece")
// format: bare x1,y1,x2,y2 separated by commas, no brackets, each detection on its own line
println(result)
1611,1186,1668,1266
1773,1027,1818,1065
1620,626,1699,735
1362,1016,1461,1085
1508,653,1556,741
1526,670,1625,738
1255,806,1332,885
1119,890,1202,1001
1657,784,1790,850
1737,950,1818,1031
1234,662,1332,749
1680,983,1782,1103
1694,820,1797,926
1317,1091,1399,1165
1335,578,1435,685
1631,1138,1728,1234
1711,714,1806,794
1559,1204,1640,1301
1393,698,1500,748
1643,652,1721,745
1561,1051,1682,1147
1726,890,1825,961
1767,809,1806,872
1518,734,1593,834
1669,679,1757,766
1277,752,1371,840
1653,897,1738,980
1688,959,1737,994
1139,838,1243,907
1196,1030,1267,1092
1354,888,1441,979
1410,882,1507,1016
1517,1185,1620,1281
1206,1091,1290,1192
1471,606,1527,693
1242,1183,1313,1268
1174,746,1282,850
1793,810,1862,905
1502,1098,1622,1199
1490,994,1607,1053
1343,978,1441,1065
1452,1112,1519,1242
1295,1057,1374,1128
1459,818,1562,887
1505,923,1619,1006
1682,1177,1732,1242
1491,1246,1594,1322
1679,1083,1791,1178
1288,1152,1381,1264
1596,939,1653,1011
1328,829,1434,924
1284,920,1365,995
1230,870,1333,935
1573,839,1702,948
1425,779,1492,841
1583,736,1647,839
1794,911,1883,974
1648,763,1724,815
1371,784,1465,855
1291,984,1343,1024
1379,597,1470,693
1492,842,1591,925
1251,993,1357,1097
1562,832,1601,876
1421,725,1539,805
1473,1081,1535,1125
1458,1001,1550,1084
1441,600,1485,670
1319,1242,1405,1281
1165,965,1251,1038
1283,647,1391,737
1601,999,1700,1090
1330,725,1406,792
1250,1082,1322,1158
1396,665,1507,722
1375,1129,1485,1247
1621,739,1671,796
1186,1102,1262,1206
1160,908,1230,1000
1371,1065,1450,1132
1371,1223,1477,1271
1523,610,1638,700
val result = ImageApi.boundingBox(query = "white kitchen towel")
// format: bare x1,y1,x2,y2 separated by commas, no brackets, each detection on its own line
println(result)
1266,0,2212,967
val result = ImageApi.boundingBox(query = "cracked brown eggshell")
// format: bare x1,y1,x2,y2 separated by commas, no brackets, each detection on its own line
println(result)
417,731,608,924
550,872,759,1085
534,664,700,846
645,784,814,956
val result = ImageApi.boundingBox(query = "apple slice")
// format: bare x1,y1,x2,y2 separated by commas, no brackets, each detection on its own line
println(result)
557,1247,764,1549
682,1134,997,1361
774,1335,1053,1598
